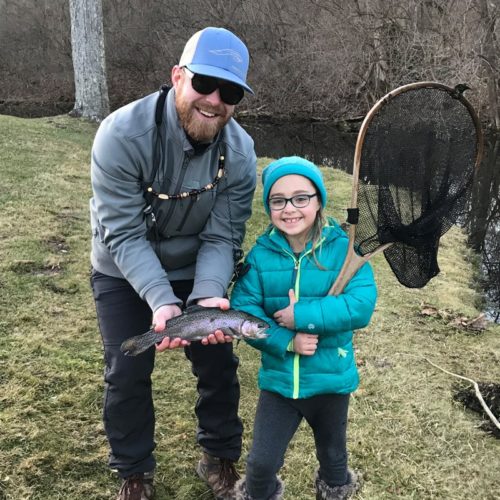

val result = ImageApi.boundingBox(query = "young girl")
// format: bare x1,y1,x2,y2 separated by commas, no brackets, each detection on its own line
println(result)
231,156,377,500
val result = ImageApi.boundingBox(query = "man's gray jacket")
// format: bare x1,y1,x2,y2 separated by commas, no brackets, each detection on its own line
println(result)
90,89,257,312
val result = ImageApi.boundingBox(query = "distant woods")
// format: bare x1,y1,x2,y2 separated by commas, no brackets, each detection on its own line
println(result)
0,0,498,127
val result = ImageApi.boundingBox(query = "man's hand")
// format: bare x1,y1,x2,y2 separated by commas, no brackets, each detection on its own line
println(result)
293,333,318,356
153,304,188,351
197,297,233,345
273,289,297,330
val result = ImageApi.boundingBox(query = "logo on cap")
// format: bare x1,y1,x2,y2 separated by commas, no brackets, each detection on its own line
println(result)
209,49,243,63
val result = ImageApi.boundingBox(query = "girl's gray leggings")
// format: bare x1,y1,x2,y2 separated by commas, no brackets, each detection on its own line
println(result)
245,389,350,499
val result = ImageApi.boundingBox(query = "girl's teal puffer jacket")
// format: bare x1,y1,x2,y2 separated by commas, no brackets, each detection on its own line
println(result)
231,219,377,399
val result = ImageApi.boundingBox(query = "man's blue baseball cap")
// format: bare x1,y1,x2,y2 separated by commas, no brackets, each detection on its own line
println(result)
179,27,253,94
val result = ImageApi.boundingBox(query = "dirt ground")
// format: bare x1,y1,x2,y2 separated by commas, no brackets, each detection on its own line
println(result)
453,382,500,438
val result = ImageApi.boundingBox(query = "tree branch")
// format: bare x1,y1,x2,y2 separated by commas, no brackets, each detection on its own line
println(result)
424,357,500,431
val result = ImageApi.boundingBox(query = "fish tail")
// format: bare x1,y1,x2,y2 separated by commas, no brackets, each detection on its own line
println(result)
120,329,165,356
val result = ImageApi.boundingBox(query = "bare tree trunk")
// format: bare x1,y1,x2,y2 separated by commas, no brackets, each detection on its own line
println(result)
353,0,390,104
69,0,109,121
478,0,500,131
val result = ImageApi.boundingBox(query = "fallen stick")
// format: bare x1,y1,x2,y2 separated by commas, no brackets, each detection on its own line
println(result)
424,357,500,431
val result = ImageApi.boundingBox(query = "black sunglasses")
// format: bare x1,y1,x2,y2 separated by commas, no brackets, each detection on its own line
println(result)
183,67,244,105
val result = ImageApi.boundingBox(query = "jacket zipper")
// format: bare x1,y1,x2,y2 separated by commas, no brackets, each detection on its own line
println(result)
161,154,191,230
176,196,197,232
281,248,313,399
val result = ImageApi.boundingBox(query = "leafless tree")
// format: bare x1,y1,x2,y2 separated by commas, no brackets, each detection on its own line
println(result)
0,0,498,125
69,0,109,121
477,0,500,130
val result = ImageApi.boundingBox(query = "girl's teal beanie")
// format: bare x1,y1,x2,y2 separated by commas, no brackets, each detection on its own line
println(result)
262,156,328,214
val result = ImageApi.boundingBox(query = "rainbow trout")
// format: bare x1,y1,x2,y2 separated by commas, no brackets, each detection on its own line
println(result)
120,306,269,356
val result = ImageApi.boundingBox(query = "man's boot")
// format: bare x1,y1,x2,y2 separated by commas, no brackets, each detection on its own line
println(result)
197,452,240,499
116,471,154,500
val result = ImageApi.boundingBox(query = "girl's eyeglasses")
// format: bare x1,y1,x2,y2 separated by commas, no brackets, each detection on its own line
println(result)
269,193,318,211
183,67,244,105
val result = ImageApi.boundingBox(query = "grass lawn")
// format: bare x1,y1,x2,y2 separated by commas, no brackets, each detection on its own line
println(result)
0,114,499,499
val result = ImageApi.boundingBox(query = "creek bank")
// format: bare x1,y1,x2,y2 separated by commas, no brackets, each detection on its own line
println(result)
0,97,364,132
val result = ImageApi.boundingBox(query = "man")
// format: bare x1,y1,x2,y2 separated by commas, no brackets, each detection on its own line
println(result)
89,27,256,500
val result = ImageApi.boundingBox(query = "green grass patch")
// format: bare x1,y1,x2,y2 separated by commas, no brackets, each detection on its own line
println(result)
0,114,499,499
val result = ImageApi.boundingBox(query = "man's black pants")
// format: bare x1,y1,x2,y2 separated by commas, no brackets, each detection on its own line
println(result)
90,269,243,478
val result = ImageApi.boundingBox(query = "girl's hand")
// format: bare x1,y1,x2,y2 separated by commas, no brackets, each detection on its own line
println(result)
274,289,297,329
293,332,318,356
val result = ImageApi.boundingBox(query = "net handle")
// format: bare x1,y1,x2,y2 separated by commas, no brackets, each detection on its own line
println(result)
328,81,483,296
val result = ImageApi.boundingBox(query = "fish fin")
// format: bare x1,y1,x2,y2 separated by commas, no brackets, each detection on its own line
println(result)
217,327,240,338
232,327,242,336
184,305,206,314
219,327,234,337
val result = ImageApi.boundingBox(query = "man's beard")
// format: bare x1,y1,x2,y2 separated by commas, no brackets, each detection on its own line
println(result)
176,92,232,142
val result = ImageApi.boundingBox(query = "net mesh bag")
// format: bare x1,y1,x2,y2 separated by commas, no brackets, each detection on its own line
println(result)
355,86,480,287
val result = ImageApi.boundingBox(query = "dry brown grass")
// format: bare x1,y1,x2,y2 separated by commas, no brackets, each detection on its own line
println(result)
0,115,499,499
